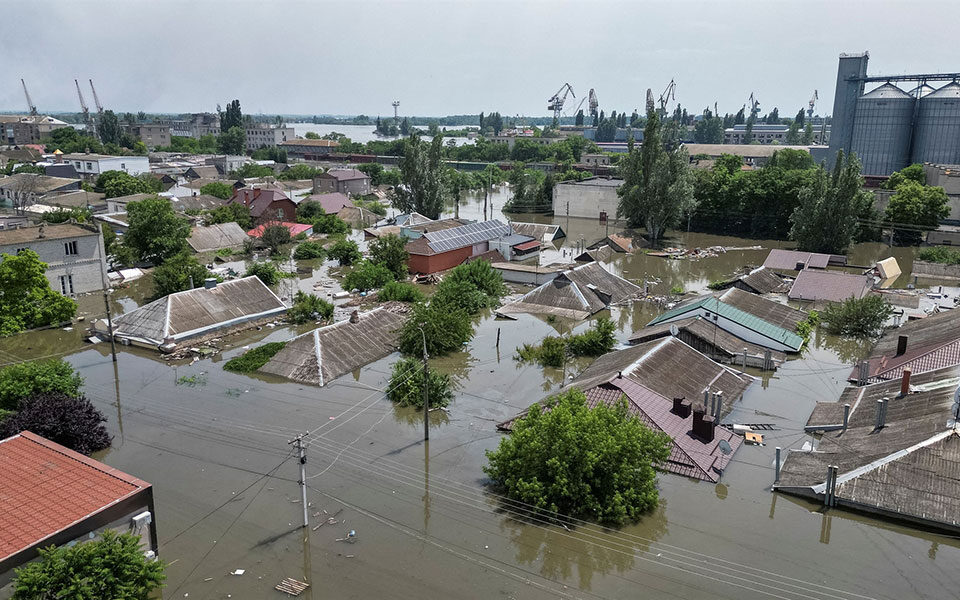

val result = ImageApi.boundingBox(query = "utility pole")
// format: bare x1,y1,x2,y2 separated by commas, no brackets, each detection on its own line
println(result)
290,434,309,528
96,232,117,362
421,331,430,440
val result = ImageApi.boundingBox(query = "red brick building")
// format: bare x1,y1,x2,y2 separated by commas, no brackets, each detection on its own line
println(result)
405,219,512,274
230,188,297,223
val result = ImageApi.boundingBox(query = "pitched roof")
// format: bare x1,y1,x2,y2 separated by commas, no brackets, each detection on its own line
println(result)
406,220,511,255
629,316,787,364
0,223,99,246
184,165,220,179
574,245,613,263
498,261,642,320
715,266,788,294
719,287,806,330
508,221,565,242
41,189,106,209
260,307,407,386
854,310,960,383
319,168,369,181
0,173,79,194
169,193,229,212
648,294,804,352
763,248,831,271
232,188,292,217
187,222,250,252
0,431,149,563
589,233,636,253
304,192,353,215
787,269,871,302
108,276,286,347
246,222,312,238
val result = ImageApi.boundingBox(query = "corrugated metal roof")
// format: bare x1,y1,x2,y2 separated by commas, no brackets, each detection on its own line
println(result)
737,267,788,294
187,222,249,252
787,269,871,302
861,83,913,99
629,316,787,364
719,287,806,330
425,219,511,253
762,248,831,271
508,222,565,242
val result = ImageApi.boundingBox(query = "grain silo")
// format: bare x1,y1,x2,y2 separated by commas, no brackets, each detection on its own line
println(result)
849,83,916,175
911,82,960,165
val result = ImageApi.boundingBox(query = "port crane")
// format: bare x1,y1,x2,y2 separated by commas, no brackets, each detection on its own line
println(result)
807,90,818,119
21,79,37,116
74,79,94,135
89,79,104,115
748,92,761,117
658,79,676,116
547,83,575,123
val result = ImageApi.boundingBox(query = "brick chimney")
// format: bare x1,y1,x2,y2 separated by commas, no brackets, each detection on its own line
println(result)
692,407,715,442
900,368,911,397
349,310,359,324
672,397,690,418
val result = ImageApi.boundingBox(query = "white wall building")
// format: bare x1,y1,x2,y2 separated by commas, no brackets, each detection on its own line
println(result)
0,223,107,296
60,153,150,181
552,177,622,220
244,125,295,151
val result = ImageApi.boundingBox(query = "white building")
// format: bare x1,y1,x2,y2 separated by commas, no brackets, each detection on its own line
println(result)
60,153,150,181
0,223,107,296
552,177,622,220
244,125,295,151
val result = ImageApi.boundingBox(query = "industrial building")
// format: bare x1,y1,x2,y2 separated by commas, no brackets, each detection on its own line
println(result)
828,52,960,175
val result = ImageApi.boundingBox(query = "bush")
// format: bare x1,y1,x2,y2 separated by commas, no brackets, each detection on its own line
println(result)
368,234,409,279
515,336,567,368
293,240,326,260
378,281,425,303
821,295,892,337
0,392,110,455
152,252,210,298
918,246,960,266
386,357,453,409
398,302,473,357
515,318,616,367
670,285,684,295
329,239,361,265
444,259,507,301
432,279,491,313
260,224,292,253
297,202,349,234
223,342,287,373
0,359,83,412
343,260,393,292
484,388,671,526
246,261,283,286
795,310,820,340
199,181,234,200
11,530,165,599
207,203,252,230
287,291,334,324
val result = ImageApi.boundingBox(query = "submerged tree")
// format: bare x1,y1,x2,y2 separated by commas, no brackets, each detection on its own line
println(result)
393,134,446,219
0,250,76,336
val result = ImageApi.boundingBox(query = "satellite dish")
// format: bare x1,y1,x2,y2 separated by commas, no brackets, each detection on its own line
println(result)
669,324,679,337
718,439,733,455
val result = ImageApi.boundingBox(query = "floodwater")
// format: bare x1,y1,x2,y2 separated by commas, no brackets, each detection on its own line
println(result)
3,188,960,600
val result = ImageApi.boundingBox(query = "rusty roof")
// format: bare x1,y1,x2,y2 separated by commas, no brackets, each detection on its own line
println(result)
787,269,871,302
260,306,407,386
0,431,149,563
718,266,789,294
763,248,831,271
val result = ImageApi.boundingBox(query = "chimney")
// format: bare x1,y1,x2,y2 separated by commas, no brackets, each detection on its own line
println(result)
692,407,715,442
896,335,908,357
349,310,359,324
672,396,690,418
900,368,911,397
795,261,806,271
204,277,217,289
875,397,888,430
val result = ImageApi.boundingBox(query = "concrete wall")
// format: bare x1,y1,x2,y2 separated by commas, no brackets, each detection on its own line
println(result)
552,180,621,220
0,230,107,295
912,259,960,280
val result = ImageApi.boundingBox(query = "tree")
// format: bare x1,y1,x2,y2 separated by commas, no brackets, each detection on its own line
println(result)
442,259,507,305
742,114,756,144
368,234,409,279
693,113,724,144
789,151,873,254
277,164,323,180
794,108,805,127
801,123,815,145
765,107,779,124
483,388,671,526
98,110,122,145
101,171,151,199
220,99,243,131
11,531,165,599
260,224,292,253
0,358,83,413
246,261,283,285
124,196,190,264
343,260,393,291
785,121,801,145
387,357,453,409
0,392,110,455
200,181,234,200
328,239,361,265
293,240,326,260
207,203,252,230
616,110,695,242
884,180,950,245
398,302,473,357
233,163,275,179
151,252,210,298
821,295,893,337
883,163,926,190
287,291,333,323
400,117,410,136
218,126,246,155
6,173,43,215
0,250,76,336
393,134,447,219
378,280,424,303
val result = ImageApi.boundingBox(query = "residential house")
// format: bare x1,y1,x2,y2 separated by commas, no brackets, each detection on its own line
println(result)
787,269,872,303
244,124,295,151
123,123,171,149
0,146,43,168
552,177,622,220
280,139,339,161
184,165,220,180
105,192,155,214
710,266,788,295
231,188,297,223
43,162,80,179
0,223,107,296
588,233,637,253
247,222,313,238
39,190,107,213
762,248,842,272
497,261,641,320
98,276,287,351
187,222,250,253
508,222,566,243
260,307,408,386
304,192,353,215
629,317,786,369
490,262,569,285
498,337,754,483
313,169,371,196
849,309,960,384
405,219,512,274
0,431,157,588
778,365,960,533
169,193,229,213
0,174,81,205
59,153,150,181
487,233,539,261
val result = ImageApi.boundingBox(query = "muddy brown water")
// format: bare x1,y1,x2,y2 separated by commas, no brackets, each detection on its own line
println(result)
2,190,960,599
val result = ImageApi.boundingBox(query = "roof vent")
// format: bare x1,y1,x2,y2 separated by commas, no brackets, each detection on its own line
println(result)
896,335,908,356
350,310,359,324
204,278,217,289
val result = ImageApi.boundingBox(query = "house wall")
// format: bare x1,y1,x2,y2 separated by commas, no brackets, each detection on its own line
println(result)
552,181,620,220
67,156,150,180
253,200,297,223
0,230,107,295
408,246,473,274
313,175,371,196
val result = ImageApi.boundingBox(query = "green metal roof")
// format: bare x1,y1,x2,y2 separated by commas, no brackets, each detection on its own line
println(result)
647,296,803,351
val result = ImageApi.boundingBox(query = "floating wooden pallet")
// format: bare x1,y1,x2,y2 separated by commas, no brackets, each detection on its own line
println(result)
722,423,779,431
276,577,310,596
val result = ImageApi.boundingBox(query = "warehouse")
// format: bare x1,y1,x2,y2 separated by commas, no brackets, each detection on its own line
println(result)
551,177,622,220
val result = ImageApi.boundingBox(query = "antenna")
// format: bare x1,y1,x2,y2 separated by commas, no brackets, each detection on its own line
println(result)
392,100,400,122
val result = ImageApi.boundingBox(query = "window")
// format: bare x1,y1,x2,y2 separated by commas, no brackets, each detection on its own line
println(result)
86,162,92,170
75,161,81,168
59,274,74,295
120,163,126,170
64,240,78,256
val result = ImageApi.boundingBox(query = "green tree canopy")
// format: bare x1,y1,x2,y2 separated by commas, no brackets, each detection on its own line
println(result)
884,180,950,245
207,203,252,230
98,171,152,199
0,358,83,412
12,531,165,600
884,163,926,190
151,252,210,298
821,295,893,337
368,234,409,279
398,302,473,357
199,181,234,200
260,224,292,253
387,357,453,409
328,239,361,265
0,250,76,336
233,163,275,179
484,388,671,526
220,99,243,130
218,126,246,155
343,260,393,292
393,134,446,219
124,196,191,264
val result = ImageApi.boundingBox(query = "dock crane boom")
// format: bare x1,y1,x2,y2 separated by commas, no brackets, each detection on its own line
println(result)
547,83,575,123
21,79,37,116
748,92,760,117
807,89,818,119
75,79,95,136
588,88,598,118
658,79,676,115
89,79,104,114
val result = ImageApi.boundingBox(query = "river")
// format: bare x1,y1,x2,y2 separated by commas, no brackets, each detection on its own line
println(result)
2,195,958,600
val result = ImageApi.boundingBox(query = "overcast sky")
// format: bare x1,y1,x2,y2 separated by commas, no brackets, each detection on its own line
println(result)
4,0,959,119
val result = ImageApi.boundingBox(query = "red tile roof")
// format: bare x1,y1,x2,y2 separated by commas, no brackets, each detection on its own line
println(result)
513,240,541,252
247,222,312,238
0,431,149,562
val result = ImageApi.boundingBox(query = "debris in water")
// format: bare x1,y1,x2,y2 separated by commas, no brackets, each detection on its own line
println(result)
231,569,245,576
276,577,310,596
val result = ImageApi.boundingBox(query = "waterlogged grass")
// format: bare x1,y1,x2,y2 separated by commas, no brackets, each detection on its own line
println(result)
223,342,287,373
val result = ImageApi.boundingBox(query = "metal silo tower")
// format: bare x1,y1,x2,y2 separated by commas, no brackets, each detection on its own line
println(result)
911,82,960,165
850,83,915,176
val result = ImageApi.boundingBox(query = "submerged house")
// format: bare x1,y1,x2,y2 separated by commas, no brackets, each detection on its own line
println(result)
849,309,960,384
260,306,407,386
499,337,753,482
497,261,641,320
711,266,789,295
508,221,566,243
629,317,786,369
778,365,960,533
762,248,836,272
99,276,286,351
186,222,249,253
787,269,872,303
405,219,512,274
646,288,805,353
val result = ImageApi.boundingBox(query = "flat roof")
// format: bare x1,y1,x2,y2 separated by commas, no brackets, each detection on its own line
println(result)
0,223,98,246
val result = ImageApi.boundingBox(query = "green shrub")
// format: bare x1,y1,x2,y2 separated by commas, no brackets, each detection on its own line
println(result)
215,248,234,257
707,280,728,290
287,291,334,324
386,357,453,409
515,336,567,368
445,259,507,300
822,296,892,336
368,234,409,279
0,359,83,412
670,285,684,295
432,279,490,313
152,252,210,298
223,342,287,373
329,239,361,265
566,317,617,357
398,302,473,357
795,310,820,340
917,246,960,266
343,260,393,292
293,240,326,260
378,281,425,303
247,261,282,286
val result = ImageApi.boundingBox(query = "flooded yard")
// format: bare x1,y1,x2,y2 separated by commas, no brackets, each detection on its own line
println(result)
3,189,959,599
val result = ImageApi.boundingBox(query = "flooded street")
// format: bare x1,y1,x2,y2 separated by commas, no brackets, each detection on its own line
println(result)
3,188,959,600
